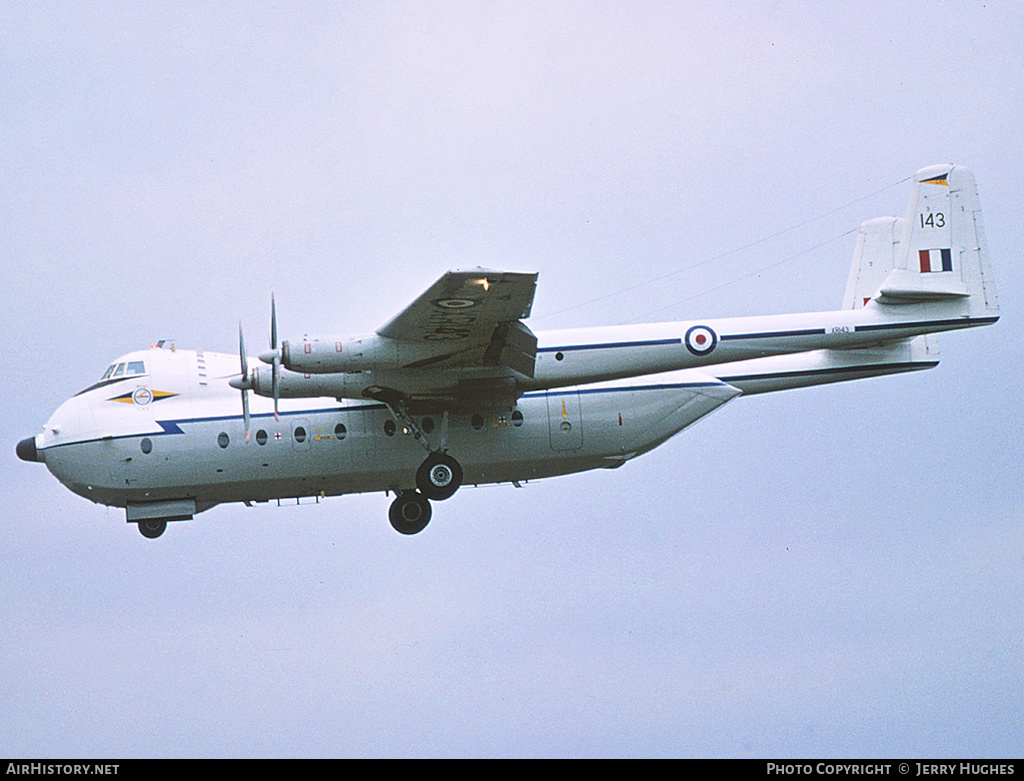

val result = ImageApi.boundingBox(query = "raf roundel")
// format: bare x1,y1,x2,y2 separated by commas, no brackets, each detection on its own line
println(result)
685,325,718,356
432,297,479,310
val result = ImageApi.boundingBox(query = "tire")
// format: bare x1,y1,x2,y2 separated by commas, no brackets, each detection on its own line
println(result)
138,519,167,539
389,492,432,535
416,452,463,501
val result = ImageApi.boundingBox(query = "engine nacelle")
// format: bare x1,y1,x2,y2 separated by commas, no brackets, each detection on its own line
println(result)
278,334,402,374
271,320,537,377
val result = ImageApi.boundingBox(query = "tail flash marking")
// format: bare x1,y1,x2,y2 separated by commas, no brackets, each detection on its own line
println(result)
919,248,953,273
920,173,949,186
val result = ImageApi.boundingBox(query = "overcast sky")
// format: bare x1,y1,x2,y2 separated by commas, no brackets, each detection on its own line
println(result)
3,1,1022,758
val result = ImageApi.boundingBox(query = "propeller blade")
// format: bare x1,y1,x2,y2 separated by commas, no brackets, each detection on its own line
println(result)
270,294,280,420
238,322,249,379
238,322,251,442
272,356,280,421
242,385,251,443
270,292,277,351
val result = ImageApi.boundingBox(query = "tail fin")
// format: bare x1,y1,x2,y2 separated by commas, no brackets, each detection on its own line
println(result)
879,165,999,316
842,215,905,309
842,212,941,363
844,165,998,321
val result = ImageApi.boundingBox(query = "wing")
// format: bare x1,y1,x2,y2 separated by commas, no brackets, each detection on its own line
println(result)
377,268,539,376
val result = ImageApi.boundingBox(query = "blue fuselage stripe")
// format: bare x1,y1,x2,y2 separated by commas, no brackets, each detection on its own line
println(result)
854,316,998,333
538,338,682,353
720,328,826,340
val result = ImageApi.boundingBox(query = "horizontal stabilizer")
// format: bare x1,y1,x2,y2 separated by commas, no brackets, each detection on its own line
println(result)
714,335,939,396
877,267,969,301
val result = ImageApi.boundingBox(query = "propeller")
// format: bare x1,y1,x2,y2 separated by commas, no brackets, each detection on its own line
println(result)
231,322,253,443
230,294,282,441
258,293,282,421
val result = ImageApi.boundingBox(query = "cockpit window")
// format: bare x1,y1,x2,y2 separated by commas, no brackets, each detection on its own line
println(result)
78,359,148,397
99,361,146,381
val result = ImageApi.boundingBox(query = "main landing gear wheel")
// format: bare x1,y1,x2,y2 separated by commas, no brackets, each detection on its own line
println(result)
416,452,463,501
137,519,167,539
389,491,432,535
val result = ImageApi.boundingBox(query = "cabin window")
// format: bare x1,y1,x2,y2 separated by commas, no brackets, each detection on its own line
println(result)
334,424,347,441
256,429,268,446
383,420,396,436
421,417,435,434
471,413,484,431
218,432,230,449
511,410,524,427
140,438,153,454
294,426,307,444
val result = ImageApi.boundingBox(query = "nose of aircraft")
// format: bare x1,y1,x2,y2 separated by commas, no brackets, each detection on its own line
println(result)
16,436,41,463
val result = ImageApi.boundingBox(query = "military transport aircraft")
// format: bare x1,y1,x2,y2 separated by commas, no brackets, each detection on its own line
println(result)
16,165,999,538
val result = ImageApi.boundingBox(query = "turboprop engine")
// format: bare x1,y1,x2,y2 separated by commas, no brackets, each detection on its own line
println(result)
268,321,538,378
267,334,408,374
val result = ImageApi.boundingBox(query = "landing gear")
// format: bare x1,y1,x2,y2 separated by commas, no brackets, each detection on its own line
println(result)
387,452,463,534
137,519,167,539
416,451,463,501
389,491,432,535
374,398,465,531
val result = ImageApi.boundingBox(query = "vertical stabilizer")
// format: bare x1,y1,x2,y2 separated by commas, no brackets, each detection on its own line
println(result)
843,216,904,309
876,165,999,317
